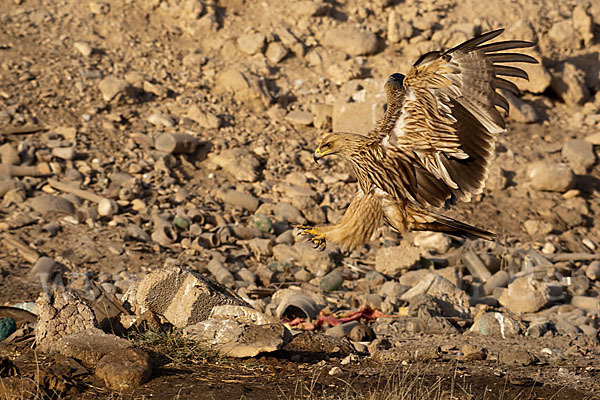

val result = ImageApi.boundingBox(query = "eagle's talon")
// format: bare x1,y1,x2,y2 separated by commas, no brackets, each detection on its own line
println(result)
296,225,327,250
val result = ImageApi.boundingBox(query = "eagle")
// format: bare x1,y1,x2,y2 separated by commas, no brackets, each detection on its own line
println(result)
297,29,537,252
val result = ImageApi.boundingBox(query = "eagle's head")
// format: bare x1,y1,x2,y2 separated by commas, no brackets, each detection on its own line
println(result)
384,73,405,102
314,132,370,163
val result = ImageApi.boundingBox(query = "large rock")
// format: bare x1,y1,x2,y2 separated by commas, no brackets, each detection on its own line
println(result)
28,195,75,216
135,266,249,328
321,28,378,56
528,161,574,192
35,288,98,352
53,329,132,367
185,319,290,358
498,277,549,314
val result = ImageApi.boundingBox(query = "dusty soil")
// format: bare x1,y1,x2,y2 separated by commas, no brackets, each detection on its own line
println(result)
0,0,600,399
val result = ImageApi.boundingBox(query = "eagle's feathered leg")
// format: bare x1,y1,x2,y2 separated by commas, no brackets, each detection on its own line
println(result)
297,190,383,252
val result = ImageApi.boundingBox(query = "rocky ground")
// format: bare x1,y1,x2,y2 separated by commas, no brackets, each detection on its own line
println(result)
0,0,599,399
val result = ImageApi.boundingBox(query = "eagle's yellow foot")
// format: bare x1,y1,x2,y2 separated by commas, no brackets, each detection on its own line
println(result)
296,225,327,251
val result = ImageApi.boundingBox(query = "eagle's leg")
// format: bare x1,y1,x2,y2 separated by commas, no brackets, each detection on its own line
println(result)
296,190,383,252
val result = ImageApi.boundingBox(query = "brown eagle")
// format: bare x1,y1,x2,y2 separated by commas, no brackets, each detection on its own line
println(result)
298,29,536,251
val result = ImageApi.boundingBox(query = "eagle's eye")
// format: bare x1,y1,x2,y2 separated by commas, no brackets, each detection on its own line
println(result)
321,142,331,149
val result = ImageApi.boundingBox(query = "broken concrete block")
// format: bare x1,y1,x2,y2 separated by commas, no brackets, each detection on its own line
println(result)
135,266,249,328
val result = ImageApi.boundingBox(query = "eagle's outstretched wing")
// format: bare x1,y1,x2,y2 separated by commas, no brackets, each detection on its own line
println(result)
370,29,537,208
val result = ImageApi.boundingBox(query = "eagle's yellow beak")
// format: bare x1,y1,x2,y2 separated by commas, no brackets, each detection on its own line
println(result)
314,147,331,163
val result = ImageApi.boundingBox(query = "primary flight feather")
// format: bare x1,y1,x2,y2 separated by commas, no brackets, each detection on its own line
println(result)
298,29,537,252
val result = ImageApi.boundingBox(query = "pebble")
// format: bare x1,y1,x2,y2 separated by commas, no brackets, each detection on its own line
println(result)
570,296,599,313
326,321,359,338
285,110,313,126
73,41,92,57
561,139,596,172
321,28,378,56
551,62,590,106
523,219,553,236
207,259,235,287
548,20,580,49
154,132,198,154
504,91,540,123
211,148,261,182
498,277,549,314
528,161,574,192
586,261,600,281
482,270,509,296
187,104,220,129
265,42,288,64
252,213,273,233
470,312,520,338
412,232,451,253
237,31,266,55
320,270,344,292
28,195,75,216
374,243,422,274
221,190,259,212
328,366,342,376
97,198,119,217
98,76,131,102
498,349,536,366
147,112,175,128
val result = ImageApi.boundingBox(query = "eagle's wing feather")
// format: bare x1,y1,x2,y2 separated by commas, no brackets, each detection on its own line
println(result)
370,29,536,208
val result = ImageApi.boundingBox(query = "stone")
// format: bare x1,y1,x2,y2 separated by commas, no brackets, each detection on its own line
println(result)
387,10,413,43
585,132,600,145
321,28,378,56
523,219,553,236
214,69,271,111
237,31,266,55
551,62,590,106
509,56,552,95
211,148,260,182
185,319,290,358
28,195,75,216
285,110,313,126
572,5,594,45
265,42,288,64
147,112,175,128
282,331,355,356
398,269,431,287
498,277,549,314
375,243,422,275
460,344,486,360
95,348,152,391
412,232,451,253
221,190,259,212
586,261,600,281
29,256,57,284
35,288,99,352
461,250,492,281
210,305,278,325
320,270,344,292
470,312,520,338
401,274,470,318
570,296,600,313
562,139,596,172
187,104,220,129
98,76,132,102
548,20,580,50
74,41,93,57
482,270,509,296
54,329,132,368
275,202,306,224
498,349,536,366
528,161,574,192
503,91,540,123
135,266,249,328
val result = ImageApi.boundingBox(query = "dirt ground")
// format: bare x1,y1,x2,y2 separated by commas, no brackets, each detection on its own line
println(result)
1,0,600,399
